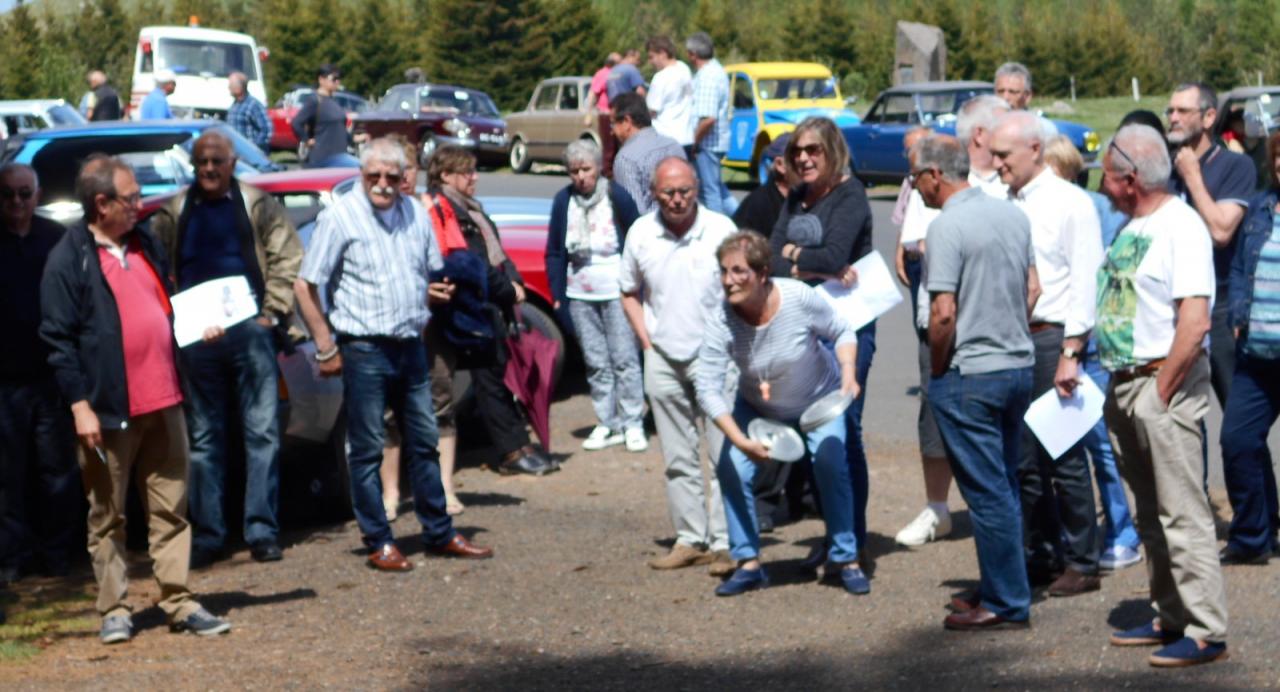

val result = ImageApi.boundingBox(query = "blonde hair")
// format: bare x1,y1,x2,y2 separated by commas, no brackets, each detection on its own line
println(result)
1044,134,1083,181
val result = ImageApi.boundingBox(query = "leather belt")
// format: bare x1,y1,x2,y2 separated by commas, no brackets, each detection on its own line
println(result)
1112,358,1168,383
1028,321,1064,334
903,249,924,262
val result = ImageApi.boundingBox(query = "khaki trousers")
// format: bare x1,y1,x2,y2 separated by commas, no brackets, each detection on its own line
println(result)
1104,355,1228,641
80,405,197,622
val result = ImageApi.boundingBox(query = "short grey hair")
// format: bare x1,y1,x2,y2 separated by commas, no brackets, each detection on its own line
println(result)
685,32,714,60
0,162,39,189
995,62,1033,91
911,134,969,182
359,137,407,172
228,71,248,90
956,95,1009,147
563,138,602,167
1173,82,1217,114
995,110,1050,149
1107,124,1171,191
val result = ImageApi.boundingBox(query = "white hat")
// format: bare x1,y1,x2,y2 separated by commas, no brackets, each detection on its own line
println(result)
155,69,177,84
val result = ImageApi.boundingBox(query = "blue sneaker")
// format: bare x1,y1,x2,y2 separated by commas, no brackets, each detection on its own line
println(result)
1109,620,1181,647
1099,545,1143,571
840,566,871,595
714,567,769,597
1148,637,1229,667
170,607,231,636
100,614,132,645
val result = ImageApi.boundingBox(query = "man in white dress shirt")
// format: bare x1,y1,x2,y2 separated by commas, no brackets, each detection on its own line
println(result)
645,35,694,152
990,110,1105,596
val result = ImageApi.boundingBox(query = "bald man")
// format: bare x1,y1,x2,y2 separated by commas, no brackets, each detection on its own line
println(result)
620,157,737,574
149,132,302,567
0,164,78,584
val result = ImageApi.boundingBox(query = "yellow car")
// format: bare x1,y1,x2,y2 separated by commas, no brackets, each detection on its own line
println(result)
723,62,860,182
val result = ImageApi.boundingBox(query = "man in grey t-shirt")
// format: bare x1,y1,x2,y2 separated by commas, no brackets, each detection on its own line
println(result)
911,134,1041,631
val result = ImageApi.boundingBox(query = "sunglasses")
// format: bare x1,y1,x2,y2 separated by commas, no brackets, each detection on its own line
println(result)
194,157,229,167
0,188,34,201
792,143,824,158
1108,140,1137,172
364,171,403,184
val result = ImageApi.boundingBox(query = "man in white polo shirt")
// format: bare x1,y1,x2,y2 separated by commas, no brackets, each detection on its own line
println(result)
620,156,735,575
645,35,694,152
990,110,1105,596
1098,123,1228,668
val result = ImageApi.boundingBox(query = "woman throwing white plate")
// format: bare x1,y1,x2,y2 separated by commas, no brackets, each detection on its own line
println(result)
694,231,866,597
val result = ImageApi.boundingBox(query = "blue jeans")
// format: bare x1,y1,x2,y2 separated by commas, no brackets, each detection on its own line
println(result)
844,322,875,549
719,398,858,563
1081,356,1140,551
1219,353,1280,555
182,320,280,551
341,337,453,550
694,148,738,216
930,367,1033,621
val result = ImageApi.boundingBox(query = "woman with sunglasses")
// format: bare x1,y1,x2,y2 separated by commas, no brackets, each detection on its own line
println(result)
423,145,557,480
695,231,866,596
768,116,875,567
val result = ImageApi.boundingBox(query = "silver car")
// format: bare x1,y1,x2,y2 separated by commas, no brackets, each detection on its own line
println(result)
505,76,599,172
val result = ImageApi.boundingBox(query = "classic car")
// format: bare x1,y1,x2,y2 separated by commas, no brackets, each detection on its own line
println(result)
723,62,862,183
0,99,86,140
352,83,509,168
506,76,598,173
1,119,280,223
267,86,369,153
1213,85,1280,190
138,168,567,518
841,81,1101,185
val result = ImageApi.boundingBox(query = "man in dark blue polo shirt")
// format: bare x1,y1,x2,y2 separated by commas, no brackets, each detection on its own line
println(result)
1167,82,1257,405
0,163,78,586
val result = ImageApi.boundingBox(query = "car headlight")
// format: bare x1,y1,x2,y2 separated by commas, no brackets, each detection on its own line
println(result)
443,118,470,138
1085,131,1100,153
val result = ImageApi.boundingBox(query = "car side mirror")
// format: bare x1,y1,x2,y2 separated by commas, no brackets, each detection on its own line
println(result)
844,96,858,108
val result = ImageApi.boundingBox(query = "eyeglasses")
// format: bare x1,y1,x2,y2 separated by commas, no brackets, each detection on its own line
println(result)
109,192,142,206
448,169,478,178
792,144,824,158
657,186,695,199
1164,106,1204,117
0,187,34,201
907,167,936,186
364,171,403,184
194,156,229,167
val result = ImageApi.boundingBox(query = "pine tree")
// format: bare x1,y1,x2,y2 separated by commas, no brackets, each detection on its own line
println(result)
428,0,555,110
2,3,44,99
539,0,606,78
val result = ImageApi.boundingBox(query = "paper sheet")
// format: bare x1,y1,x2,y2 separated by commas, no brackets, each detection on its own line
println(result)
816,250,904,331
171,276,259,347
1023,372,1105,460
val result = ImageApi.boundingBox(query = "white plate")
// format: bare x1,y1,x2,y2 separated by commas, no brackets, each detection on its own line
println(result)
746,418,806,463
799,389,855,432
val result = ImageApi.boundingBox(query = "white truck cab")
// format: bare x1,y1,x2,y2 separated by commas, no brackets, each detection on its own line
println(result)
131,24,268,120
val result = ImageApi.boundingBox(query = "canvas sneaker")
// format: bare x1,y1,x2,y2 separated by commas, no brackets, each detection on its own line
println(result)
170,607,231,636
582,426,625,451
624,428,649,452
895,506,951,546
1100,545,1143,571
100,614,133,645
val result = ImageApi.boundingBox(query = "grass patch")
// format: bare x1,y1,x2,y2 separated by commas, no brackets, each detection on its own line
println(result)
1042,95,1169,142
0,583,97,663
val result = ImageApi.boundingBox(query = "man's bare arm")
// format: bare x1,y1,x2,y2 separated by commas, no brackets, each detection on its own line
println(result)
620,291,652,350
928,292,957,377
1026,265,1042,318
1156,296,1211,405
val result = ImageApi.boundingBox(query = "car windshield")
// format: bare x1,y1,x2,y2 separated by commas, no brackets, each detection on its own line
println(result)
176,124,275,171
418,87,500,117
333,93,369,113
157,38,257,79
756,78,836,100
920,89,991,120
47,104,87,126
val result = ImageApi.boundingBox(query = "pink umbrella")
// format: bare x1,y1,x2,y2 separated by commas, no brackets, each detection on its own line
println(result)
504,321,559,451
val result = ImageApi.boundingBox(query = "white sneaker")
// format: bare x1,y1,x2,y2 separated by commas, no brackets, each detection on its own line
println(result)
624,428,649,452
895,506,951,546
582,425,624,451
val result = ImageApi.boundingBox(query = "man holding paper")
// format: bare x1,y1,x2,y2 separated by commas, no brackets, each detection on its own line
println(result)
912,133,1040,631
40,156,230,643
149,131,303,567
990,111,1105,596
1097,124,1229,667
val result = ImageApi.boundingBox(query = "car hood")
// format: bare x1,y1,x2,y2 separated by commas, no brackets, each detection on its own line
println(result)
764,108,860,127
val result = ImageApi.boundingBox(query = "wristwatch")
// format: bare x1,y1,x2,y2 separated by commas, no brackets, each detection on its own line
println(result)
1061,346,1082,360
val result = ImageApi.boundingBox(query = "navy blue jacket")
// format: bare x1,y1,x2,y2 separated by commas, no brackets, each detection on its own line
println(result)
544,181,640,329
39,222,178,430
1230,188,1278,335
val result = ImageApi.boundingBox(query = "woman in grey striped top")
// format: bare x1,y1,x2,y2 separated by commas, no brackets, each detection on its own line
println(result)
694,231,868,597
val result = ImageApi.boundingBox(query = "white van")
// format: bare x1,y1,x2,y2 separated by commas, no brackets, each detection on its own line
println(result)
130,24,268,120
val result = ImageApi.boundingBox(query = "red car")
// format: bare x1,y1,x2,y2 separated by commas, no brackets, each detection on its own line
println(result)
268,88,369,153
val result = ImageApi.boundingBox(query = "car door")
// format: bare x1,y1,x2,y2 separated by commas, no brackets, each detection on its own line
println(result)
727,72,758,166
547,80,583,151
526,83,560,159
851,94,915,180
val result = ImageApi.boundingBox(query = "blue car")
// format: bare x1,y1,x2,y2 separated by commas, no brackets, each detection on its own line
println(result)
841,81,1100,185
1,119,281,223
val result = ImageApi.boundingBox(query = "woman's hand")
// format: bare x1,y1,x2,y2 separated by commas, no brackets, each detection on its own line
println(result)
737,438,772,463
840,362,861,399
512,282,526,304
782,242,799,263
836,265,858,288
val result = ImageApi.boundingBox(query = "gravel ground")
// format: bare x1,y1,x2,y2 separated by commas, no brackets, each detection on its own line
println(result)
2,391,1278,690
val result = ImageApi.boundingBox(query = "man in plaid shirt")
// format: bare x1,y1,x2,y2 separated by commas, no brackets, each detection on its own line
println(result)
226,72,272,154
686,32,737,216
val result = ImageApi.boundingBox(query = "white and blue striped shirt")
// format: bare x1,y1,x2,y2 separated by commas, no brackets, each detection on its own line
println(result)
691,58,730,154
299,186,443,339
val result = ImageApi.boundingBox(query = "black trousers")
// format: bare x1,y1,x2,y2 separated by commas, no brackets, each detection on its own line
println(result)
469,364,532,457
1017,327,1100,575
0,378,80,575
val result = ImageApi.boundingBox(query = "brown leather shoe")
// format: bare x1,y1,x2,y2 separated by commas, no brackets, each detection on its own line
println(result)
944,606,1029,631
948,590,981,613
428,534,494,560
707,550,735,577
647,543,713,570
1047,567,1101,597
367,544,413,572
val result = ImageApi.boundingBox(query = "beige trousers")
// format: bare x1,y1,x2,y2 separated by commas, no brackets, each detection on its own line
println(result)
1104,355,1227,641
80,405,198,622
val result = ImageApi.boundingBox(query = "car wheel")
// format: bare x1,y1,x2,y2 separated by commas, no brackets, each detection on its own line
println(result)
517,302,564,389
509,136,531,173
753,137,771,184
418,135,437,168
